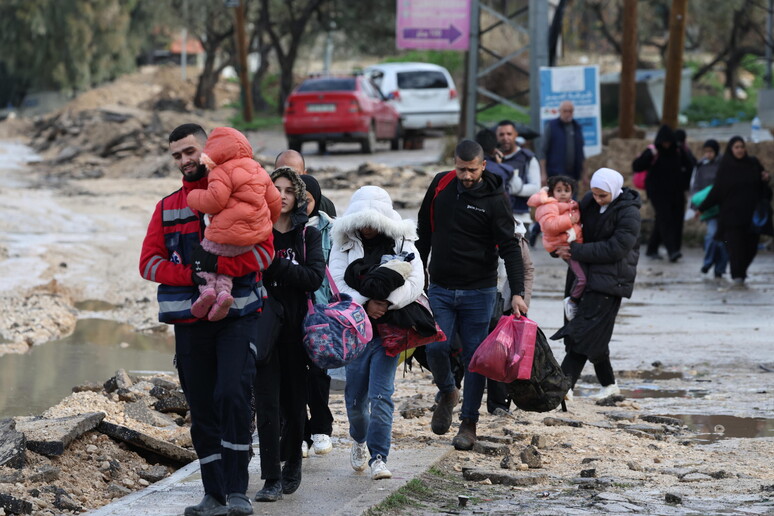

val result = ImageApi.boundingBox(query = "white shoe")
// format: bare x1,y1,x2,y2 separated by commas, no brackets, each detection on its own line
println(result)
301,440,308,459
350,442,368,472
593,382,621,399
563,297,578,320
564,389,574,402
311,434,332,455
370,456,392,480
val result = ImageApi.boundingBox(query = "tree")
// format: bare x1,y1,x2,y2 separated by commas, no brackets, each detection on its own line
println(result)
0,0,161,97
259,0,328,113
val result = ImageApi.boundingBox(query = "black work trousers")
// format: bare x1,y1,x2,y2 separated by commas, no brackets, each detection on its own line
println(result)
561,350,615,389
175,314,258,501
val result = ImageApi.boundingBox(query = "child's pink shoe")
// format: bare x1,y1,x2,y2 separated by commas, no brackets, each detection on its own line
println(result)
207,291,234,321
191,288,217,319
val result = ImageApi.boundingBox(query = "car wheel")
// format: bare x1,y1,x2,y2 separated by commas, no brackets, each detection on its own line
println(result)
390,122,402,151
361,122,376,154
318,140,327,154
288,138,302,152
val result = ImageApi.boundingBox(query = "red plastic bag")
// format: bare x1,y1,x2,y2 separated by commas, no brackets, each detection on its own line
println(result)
469,315,538,382
377,323,446,357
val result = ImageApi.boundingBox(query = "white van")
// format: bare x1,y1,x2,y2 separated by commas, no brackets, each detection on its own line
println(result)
365,62,460,131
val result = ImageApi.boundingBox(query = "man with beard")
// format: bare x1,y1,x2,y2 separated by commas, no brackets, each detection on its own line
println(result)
496,120,542,228
417,139,528,451
140,124,275,516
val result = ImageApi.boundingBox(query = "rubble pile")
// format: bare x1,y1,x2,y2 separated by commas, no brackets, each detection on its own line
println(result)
0,370,194,515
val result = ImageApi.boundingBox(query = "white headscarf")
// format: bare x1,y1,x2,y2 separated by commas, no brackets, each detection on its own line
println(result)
590,168,624,213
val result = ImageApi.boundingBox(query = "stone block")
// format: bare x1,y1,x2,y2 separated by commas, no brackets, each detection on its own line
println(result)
542,417,583,428
97,421,196,464
472,441,510,456
138,465,169,483
462,469,547,486
520,445,542,468
15,412,104,457
0,419,25,469
531,435,547,448
153,391,189,416
0,493,33,514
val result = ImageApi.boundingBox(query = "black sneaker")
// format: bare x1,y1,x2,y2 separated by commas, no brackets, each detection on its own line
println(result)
669,252,682,263
701,264,711,274
254,480,283,502
184,494,229,516
226,493,253,515
646,252,663,260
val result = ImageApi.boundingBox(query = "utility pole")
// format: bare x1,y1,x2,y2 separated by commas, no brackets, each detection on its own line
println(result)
463,0,481,139
662,0,688,128
181,0,188,81
232,0,253,122
619,0,638,138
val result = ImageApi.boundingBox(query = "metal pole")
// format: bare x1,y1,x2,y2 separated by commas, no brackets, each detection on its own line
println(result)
464,0,481,139
233,0,253,122
529,0,549,152
766,0,773,88
323,22,335,75
619,0,638,138
181,0,188,81
662,0,688,128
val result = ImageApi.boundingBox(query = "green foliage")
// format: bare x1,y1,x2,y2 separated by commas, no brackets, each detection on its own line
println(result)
382,51,465,76
683,95,757,123
228,110,283,132
0,0,165,93
477,103,531,126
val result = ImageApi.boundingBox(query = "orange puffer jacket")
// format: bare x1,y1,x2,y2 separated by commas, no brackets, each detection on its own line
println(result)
527,187,583,253
188,127,281,246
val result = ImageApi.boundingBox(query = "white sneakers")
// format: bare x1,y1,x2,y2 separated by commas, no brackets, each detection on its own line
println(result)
563,297,578,320
311,434,333,455
301,440,309,459
350,442,368,472
370,456,392,480
593,382,621,399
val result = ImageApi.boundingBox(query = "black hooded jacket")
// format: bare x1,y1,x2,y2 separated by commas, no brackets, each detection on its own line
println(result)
569,188,642,299
632,125,693,202
417,170,525,296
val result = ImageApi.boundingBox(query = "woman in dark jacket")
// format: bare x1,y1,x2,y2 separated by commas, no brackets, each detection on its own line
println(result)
553,168,641,399
633,125,693,262
698,136,772,288
253,167,325,502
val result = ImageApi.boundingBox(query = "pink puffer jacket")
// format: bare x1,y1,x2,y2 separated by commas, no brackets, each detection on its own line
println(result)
527,187,583,252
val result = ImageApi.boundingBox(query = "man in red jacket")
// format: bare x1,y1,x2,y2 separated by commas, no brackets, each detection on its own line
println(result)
139,124,274,516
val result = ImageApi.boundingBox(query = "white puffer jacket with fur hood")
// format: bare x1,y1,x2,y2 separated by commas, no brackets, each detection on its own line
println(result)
329,186,425,310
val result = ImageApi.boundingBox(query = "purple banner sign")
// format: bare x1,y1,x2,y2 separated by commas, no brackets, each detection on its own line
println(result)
397,0,470,51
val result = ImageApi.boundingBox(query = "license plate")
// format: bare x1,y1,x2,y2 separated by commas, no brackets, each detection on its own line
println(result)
306,103,335,113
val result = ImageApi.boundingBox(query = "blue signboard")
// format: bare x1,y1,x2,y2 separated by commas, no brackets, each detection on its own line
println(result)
539,65,602,156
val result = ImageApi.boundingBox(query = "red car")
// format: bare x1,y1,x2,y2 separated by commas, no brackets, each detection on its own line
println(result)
283,75,402,154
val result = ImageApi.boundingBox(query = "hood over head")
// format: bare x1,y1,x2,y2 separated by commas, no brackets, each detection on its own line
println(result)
300,175,322,217
654,125,677,152
332,186,416,246
271,166,308,227
199,127,254,170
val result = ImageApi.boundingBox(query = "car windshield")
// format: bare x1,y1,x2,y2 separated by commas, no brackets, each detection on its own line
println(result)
397,71,448,89
297,78,356,92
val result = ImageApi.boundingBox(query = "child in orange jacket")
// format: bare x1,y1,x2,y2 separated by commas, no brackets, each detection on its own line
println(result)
187,127,281,321
527,175,586,320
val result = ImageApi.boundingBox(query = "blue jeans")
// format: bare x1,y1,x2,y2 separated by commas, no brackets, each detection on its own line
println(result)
345,337,399,465
425,284,497,423
703,218,728,276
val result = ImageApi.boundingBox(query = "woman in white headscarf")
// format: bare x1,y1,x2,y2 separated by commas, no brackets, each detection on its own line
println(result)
553,168,641,399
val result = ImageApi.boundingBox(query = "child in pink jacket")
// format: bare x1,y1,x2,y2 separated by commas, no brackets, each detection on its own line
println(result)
187,127,281,321
527,175,586,320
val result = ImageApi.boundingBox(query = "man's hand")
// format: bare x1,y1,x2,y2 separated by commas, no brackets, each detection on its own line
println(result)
493,148,504,163
555,246,571,260
365,299,389,319
511,295,528,316
191,244,218,273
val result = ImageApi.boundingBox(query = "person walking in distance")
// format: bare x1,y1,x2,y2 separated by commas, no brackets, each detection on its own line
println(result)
552,168,641,400
540,101,586,186
139,124,275,516
496,120,542,228
417,139,527,450
688,139,727,279
275,149,337,217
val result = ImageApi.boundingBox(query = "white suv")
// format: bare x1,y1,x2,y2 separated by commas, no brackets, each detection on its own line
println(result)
365,62,460,131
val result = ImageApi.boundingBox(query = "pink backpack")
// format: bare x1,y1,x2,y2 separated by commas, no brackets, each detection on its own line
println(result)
633,144,657,190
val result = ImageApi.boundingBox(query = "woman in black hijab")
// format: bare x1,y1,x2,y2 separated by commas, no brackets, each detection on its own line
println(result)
698,136,772,287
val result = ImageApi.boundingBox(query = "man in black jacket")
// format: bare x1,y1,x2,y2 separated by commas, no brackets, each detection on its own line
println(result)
417,139,528,451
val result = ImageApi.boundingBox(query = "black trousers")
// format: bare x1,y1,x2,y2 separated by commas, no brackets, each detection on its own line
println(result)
486,379,511,413
647,196,685,256
723,229,760,280
304,363,334,444
254,337,308,481
176,314,258,500
561,350,615,388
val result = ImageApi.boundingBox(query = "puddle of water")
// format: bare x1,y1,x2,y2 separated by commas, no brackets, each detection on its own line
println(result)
664,414,774,443
0,319,175,418
617,370,684,380
74,299,119,311
621,387,709,399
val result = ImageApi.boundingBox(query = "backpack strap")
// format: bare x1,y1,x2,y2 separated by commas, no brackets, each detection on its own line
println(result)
430,170,457,232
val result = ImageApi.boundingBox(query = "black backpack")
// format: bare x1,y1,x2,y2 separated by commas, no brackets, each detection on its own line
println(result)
506,327,570,412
